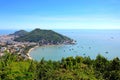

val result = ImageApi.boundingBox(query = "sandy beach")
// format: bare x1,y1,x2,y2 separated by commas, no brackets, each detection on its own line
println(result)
26,46,39,59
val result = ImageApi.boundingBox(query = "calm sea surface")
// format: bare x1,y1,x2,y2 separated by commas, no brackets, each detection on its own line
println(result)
0,30,17,35
0,29,120,61
29,29,120,61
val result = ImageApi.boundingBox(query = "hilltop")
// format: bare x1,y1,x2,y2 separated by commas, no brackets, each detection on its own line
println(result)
10,30,28,37
14,28,74,45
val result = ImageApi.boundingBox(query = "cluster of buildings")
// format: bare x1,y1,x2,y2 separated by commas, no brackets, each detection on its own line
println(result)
0,35,37,59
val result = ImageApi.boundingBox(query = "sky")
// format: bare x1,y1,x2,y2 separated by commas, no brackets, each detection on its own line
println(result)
0,0,120,30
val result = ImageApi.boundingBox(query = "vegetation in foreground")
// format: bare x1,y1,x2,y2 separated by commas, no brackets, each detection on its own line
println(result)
0,52,120,80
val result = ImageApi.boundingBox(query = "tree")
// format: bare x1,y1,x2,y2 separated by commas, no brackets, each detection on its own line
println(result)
110,57,120,70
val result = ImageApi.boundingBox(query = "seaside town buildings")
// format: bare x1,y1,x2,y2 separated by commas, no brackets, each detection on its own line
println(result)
0,33,75,59
0,35,37,59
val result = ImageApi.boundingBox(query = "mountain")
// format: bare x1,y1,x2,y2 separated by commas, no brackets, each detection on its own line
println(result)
14,28,73,44
10,30,28,37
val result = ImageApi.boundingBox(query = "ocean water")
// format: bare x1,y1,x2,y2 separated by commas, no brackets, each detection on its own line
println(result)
0,29,32,35
0,30,17,35
29,29,120,61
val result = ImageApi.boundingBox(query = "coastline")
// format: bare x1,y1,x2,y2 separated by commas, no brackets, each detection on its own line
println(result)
26,44,66,59
26,41,76,60
26,45,39,59
27,44,62,55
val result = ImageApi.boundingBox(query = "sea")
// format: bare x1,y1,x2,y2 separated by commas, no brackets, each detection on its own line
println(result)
0,29,120,61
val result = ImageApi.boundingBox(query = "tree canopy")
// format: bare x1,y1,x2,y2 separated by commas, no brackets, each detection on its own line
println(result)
0,53,120,80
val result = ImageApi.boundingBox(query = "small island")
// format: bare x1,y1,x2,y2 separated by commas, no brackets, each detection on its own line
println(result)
0,28,75,59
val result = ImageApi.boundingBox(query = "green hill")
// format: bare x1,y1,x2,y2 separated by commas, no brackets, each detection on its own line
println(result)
14,28,73,44
10,30,28,37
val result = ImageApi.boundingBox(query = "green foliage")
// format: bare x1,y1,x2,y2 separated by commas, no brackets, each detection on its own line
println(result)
0,52,32,80
0,53,120,80
83,56,93,66
93,55,120,80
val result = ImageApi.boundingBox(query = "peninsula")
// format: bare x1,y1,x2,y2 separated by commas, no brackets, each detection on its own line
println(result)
0,28,75,59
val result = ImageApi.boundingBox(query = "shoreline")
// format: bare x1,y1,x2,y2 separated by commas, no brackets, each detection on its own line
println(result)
26,42,76,60
26,44,73,59
26,44,61,59
26,45,39,59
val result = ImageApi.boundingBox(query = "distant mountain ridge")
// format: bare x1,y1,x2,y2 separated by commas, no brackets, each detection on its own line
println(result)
14,28,74,44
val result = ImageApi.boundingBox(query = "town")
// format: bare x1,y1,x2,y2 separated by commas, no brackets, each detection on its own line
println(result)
0,35,37,59
0,29,76,60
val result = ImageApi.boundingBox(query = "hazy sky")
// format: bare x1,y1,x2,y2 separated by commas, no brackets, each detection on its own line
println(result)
0,0,120,29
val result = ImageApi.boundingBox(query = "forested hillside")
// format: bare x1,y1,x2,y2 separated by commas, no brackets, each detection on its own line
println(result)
0,52,120,80
14,28,73,44
10,30,28,37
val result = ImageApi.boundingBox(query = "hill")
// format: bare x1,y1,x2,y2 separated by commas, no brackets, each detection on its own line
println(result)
14,28,73,44
10,30,28,37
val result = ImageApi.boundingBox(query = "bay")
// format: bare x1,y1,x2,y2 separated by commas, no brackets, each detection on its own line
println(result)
30,29,120,61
